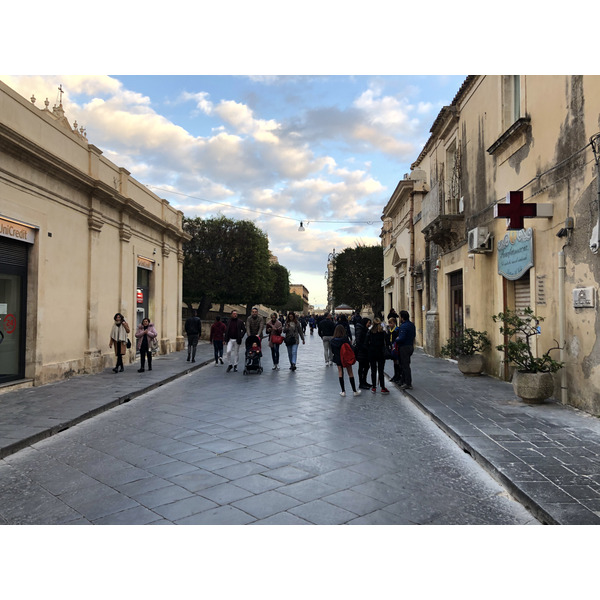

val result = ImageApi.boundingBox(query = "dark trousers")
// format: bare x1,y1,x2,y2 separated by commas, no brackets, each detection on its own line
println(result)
369,356,385,387
213,340,223,361
187,335,199,360
358,359,370,385
398,345,414,386
140,350,152,369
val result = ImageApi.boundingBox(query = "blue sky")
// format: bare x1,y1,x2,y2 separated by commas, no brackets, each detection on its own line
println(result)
3,74,465,307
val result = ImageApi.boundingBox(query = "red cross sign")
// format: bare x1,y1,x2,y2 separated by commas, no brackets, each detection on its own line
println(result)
494,191,553,230
494,191,536,230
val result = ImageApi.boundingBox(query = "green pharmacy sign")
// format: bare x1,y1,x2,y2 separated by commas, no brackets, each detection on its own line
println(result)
497,228,533,280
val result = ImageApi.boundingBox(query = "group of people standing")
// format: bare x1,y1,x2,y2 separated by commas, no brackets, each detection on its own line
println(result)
109,313,158,374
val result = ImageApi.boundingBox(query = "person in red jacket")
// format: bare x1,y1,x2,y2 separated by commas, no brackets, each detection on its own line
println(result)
210,315,227,366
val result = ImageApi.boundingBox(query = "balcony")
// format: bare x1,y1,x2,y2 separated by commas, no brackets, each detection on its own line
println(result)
420,181,464,252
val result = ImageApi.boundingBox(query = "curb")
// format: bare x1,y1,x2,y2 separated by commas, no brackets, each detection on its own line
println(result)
0,358,213,460
391,379,557,524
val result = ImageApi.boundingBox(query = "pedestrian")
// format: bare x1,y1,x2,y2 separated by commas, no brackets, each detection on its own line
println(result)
209,315,227,366
283,311,305,371
246,306,265,339
224,309,246,372
396,310,416,390
109,312,130,373
265,312,283,370
185,309,202,363
330,324,361,397
338,314,353,341
354,317,372,389
387,308,399,322
135,317,158,372
387,317,402,383
317,312,336,366
366,317,390,394
308,315,316,335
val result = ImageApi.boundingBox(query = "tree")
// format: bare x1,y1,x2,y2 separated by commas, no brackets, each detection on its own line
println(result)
281,292,303,313
268,263,291,309
182,216,273,318
331,245,384,315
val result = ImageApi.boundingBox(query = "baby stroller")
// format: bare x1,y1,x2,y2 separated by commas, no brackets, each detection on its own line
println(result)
243,335,263,375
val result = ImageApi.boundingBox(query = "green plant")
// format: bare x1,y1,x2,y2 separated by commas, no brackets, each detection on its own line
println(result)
492,307,563,373
440,326,491,357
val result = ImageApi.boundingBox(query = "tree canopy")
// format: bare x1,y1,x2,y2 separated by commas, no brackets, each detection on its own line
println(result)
182,216,273,318
331,245,384,315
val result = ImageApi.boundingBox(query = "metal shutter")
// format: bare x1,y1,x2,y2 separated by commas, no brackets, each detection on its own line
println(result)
0,236,28,268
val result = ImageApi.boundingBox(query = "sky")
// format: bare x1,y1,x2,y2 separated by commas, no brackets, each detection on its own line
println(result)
2,73,466,307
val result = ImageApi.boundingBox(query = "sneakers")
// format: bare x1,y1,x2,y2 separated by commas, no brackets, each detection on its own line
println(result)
359,383,371,390
353,389,362,396
400,383,412,390
371,387,377,394
219,357,224,364
340,391,346,397
381,387,390,395
233,366,238,372
226,365,233,372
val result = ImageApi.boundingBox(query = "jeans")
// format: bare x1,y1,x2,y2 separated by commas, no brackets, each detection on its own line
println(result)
286,342,298,366
213,340,223,361
226,339,241,366
322,336,333,363
271,343,280,365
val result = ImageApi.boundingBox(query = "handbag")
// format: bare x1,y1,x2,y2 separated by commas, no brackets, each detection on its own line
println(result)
126,338,132,349
150,336,159,353
284,334,296,346
271,334,284,345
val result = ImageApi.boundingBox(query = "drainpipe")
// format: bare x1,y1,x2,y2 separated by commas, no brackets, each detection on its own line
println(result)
558,247,567,404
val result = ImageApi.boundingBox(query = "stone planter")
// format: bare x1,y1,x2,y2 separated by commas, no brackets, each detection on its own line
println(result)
512,370,555,404
457,354,485,376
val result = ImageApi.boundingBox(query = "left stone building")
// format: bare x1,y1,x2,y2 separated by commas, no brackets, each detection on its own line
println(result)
0,80,189,389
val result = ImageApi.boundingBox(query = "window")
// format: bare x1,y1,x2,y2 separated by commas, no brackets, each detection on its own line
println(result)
502,75,521,130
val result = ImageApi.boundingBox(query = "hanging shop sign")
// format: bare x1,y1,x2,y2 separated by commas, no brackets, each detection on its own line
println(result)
0,216,36,244
497,228,533,280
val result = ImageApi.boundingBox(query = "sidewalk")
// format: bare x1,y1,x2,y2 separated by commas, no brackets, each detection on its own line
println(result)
1,342,600,524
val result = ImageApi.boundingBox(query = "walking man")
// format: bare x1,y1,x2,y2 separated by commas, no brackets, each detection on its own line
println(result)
317,312,336,366
246,307,265,339
185,309,202,362
224,310,246,372
396,310,416,389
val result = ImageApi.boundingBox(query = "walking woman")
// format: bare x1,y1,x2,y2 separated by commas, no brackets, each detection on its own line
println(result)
283,312,305,371
330,324,361,397
135,317,158,372
265,312,283,370
354,317,372,390
387,317,402,383
366,317,389,394
210,315,227,365
109,313,130,373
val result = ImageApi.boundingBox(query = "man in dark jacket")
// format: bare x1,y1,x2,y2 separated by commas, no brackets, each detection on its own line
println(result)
395,310,416,389
185,310,202,362
317,312,336,366
224,310,246,372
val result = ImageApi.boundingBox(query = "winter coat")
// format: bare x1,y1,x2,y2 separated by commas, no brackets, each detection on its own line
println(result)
265,318,283,349
353,321,370,362
330,335,351,367
318,318,336,337
283,320,305,345
210,321,227,343
246,314,265,338
135,322,158,351
396,320,416,347
224,317,246,344
110,320,130,356
366,328,388,360
185,316,202,336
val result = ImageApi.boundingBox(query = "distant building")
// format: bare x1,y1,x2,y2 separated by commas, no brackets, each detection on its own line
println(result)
290,284,309,315
0,80,189,389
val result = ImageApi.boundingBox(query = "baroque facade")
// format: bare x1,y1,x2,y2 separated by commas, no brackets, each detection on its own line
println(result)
382,75,600,414
0,80,189,389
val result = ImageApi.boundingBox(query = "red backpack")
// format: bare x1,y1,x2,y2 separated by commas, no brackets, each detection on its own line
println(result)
340,342,356,367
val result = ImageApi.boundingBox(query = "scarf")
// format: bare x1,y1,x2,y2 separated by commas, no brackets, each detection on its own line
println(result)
111,322,128,342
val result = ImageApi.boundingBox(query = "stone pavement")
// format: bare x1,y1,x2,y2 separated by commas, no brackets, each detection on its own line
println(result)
0,338,599,524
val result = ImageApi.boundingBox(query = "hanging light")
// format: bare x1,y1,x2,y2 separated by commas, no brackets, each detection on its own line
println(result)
298,221,305,232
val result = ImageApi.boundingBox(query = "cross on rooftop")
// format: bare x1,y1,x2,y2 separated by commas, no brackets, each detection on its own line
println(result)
494,191,537,230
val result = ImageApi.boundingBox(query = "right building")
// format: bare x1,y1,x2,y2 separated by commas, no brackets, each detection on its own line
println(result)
383,75,600,414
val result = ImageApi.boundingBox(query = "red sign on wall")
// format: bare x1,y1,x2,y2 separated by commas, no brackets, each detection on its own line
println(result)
4,314,16,334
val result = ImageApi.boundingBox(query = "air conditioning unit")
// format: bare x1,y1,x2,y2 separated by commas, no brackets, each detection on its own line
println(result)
468,226,492,253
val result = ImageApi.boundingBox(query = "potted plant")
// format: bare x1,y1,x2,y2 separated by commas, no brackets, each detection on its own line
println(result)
440,326,491,375
492,307,563,403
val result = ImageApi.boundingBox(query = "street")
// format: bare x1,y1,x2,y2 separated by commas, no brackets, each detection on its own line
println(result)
0,331,538,524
